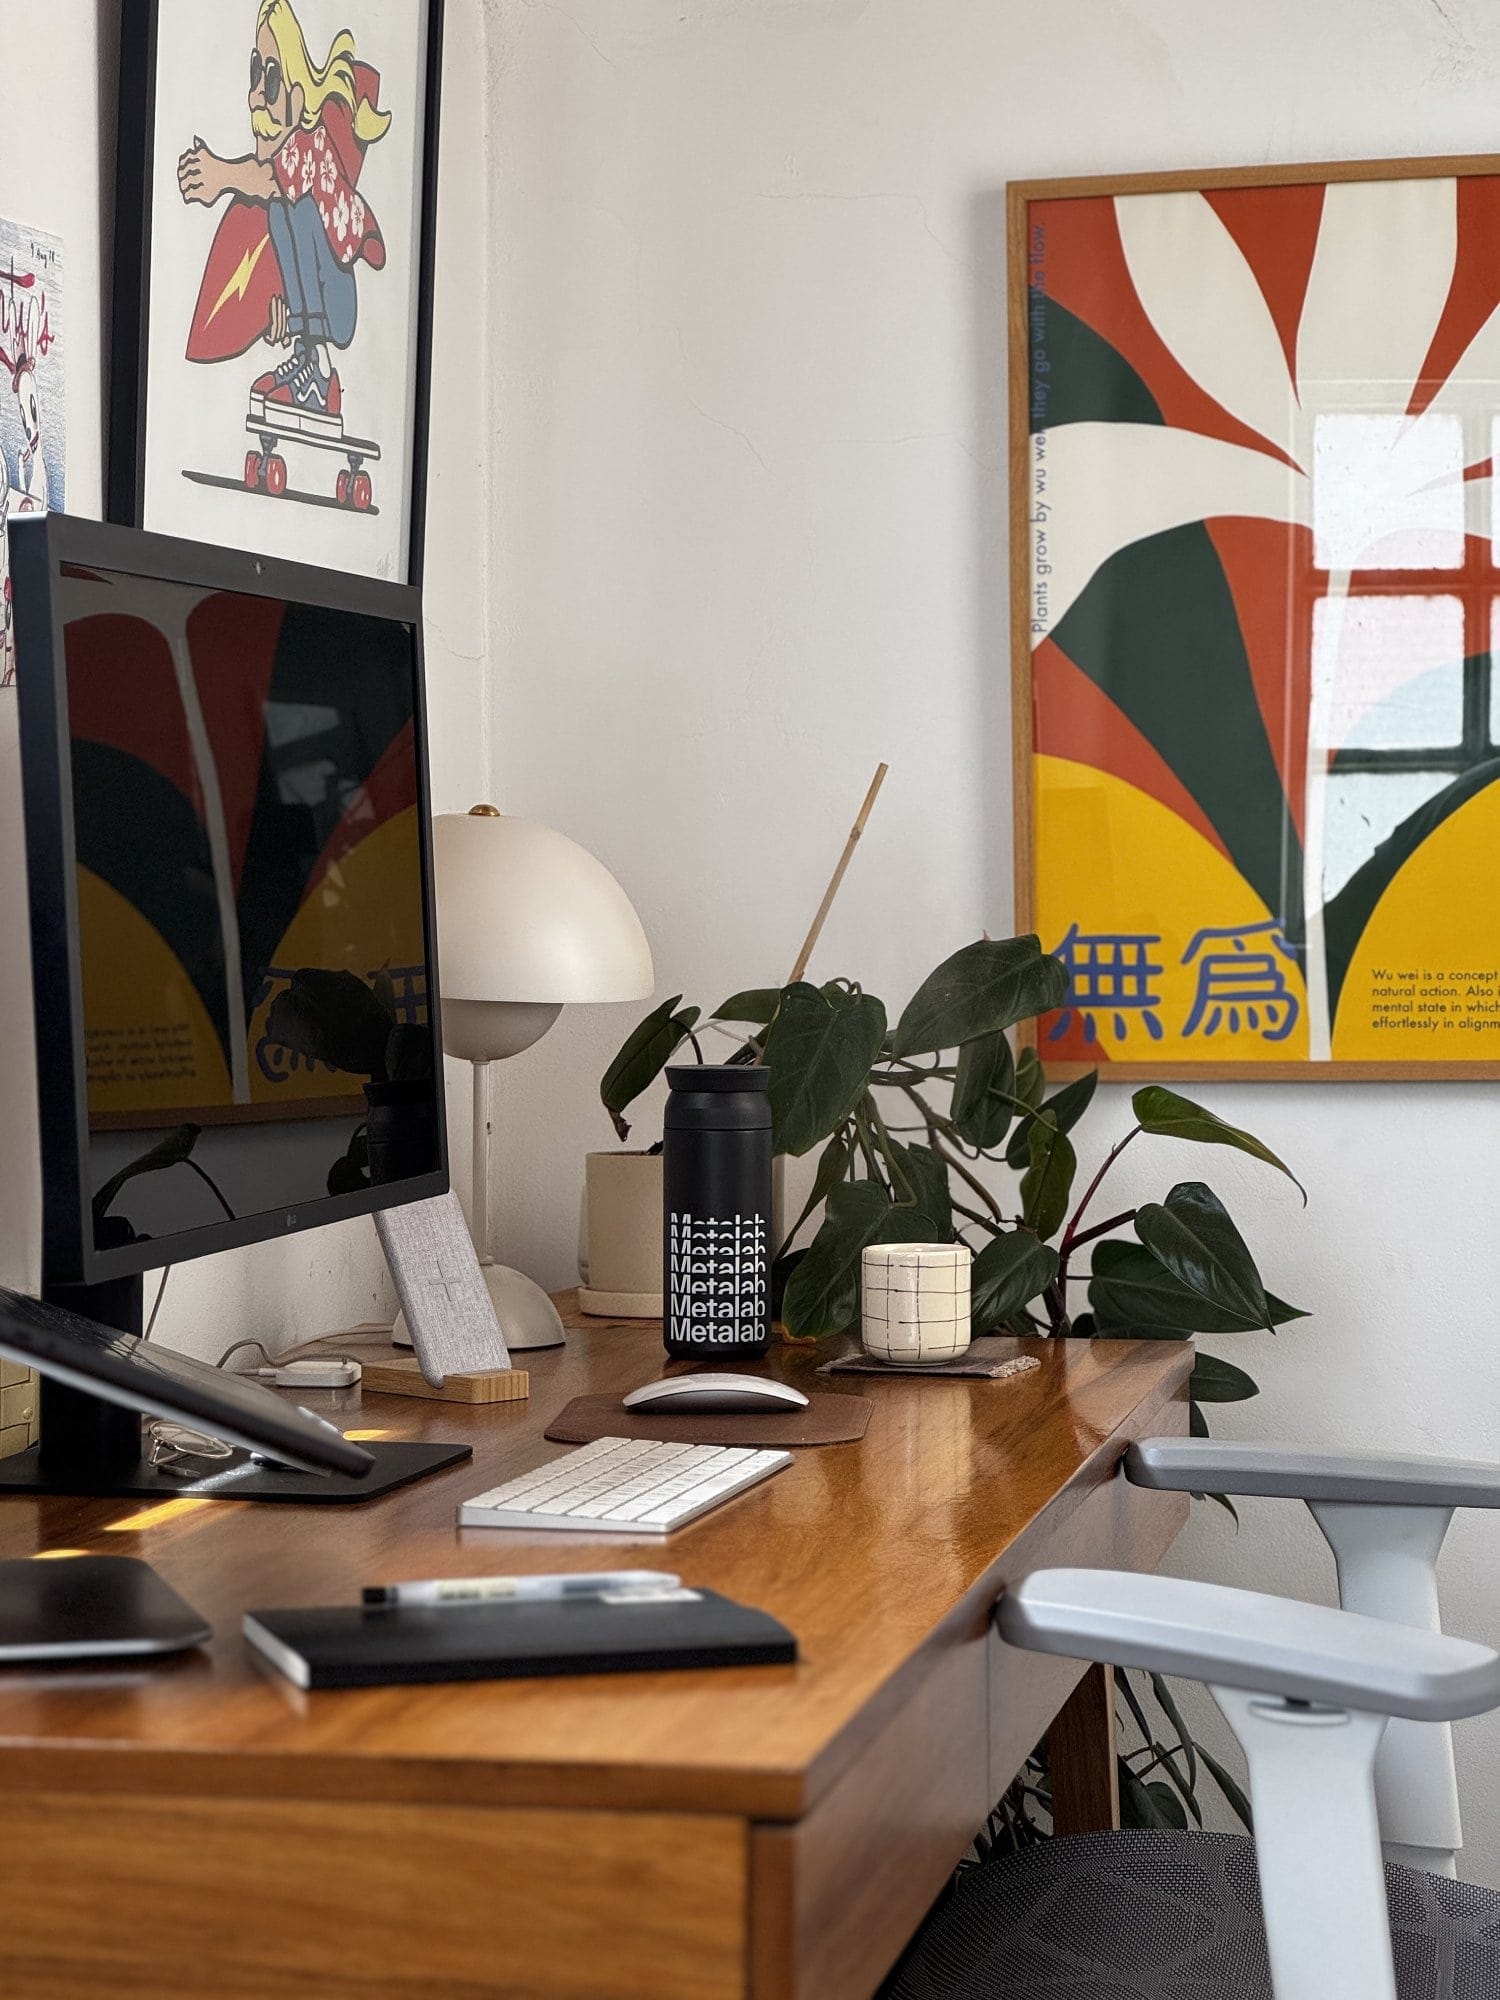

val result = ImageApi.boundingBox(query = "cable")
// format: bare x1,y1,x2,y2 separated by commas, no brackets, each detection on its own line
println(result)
145,1267,171,1339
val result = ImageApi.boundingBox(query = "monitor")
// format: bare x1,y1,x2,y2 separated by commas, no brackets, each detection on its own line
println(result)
9,512,448,1289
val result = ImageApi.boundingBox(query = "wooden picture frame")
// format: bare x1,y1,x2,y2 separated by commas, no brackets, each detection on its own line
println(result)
1010,154,1500,1080
109,0,444,585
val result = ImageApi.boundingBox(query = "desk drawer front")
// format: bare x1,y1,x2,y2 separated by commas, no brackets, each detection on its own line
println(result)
0,1791,747,2000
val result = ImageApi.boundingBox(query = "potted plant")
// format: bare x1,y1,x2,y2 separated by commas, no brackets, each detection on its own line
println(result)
603,933,1307,1833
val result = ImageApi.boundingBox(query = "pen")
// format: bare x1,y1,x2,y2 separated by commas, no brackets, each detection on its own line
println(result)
362,1570,681,1608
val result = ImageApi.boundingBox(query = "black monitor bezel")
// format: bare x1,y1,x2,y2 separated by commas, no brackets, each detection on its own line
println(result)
9,512,449,1286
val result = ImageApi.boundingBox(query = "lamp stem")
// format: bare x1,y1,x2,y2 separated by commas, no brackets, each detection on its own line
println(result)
472,1059,494,1268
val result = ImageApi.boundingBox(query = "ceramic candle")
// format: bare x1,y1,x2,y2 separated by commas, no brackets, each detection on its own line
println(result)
860,1242,972,1365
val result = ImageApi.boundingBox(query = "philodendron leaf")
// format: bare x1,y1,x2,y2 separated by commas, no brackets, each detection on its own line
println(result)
1190,1351,1260,1402
1005,1067,1097,1168
951,1030,1016,1149
600,995,701,1140
764,983,887,1157
778,1131,853,1256
92,1121,202,1222
891,937,1067,1058
1134,1182,1271,1332
1089,1239,1307,1336
970,1229,1059,1331
1020,1115,1076,1240
713,988,781,1026
1015,1045,1045,1110
1199,1743,1254,1831
780,1180,892,1339
1132,1085,1305,1202
883,1139,952,1240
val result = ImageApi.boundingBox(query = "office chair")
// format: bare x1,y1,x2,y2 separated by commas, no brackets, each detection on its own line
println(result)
884,1440,1500,2000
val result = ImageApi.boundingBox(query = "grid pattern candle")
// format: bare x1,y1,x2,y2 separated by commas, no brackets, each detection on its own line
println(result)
860,1243,972,1365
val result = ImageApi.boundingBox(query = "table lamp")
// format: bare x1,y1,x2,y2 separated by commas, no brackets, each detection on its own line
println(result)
431,805,655,1349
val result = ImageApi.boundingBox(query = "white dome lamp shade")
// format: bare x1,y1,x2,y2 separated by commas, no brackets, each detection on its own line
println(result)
422,806,655,1351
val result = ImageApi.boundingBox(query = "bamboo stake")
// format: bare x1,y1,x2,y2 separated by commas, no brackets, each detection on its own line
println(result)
785,762,889,985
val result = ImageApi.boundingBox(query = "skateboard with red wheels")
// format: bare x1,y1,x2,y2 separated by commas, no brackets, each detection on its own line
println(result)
243,419,382,512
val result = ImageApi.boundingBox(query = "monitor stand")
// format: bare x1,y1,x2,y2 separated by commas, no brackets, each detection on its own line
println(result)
0,1270,471,1505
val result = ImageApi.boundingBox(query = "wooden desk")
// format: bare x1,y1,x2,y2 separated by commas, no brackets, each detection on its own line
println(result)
0,1300,1190,2000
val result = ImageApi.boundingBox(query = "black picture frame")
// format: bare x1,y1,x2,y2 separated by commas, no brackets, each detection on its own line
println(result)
107,0,444,587
9,510,449,1288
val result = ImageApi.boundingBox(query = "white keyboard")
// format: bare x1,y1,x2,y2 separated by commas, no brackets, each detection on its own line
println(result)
458,1435,793,1535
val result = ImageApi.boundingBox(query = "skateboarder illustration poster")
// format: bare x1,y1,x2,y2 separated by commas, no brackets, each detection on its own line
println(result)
111,0,442,583
0,217,65,688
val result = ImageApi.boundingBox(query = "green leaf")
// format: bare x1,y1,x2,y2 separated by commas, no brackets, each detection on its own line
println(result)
1144,1781,1189,1830
1089,1239,1307,1336
1134,1183,1272,1332
764,983,888,1158
1132,1085,1305,1201
92,1122,202,1223
1190,1350,1260,1403
1199,1743,1254,1831
950,1031,1015,1149
712,988,781,1026
600,996,701,1140
891,938,1067,1058
970,1230,1059,1332
781,1181,891,1338
1119,1763,1178,1830
1147,1672,1200,1803
883,1139,952,1240
267,968,394,1079
777,1132,852,1255
1015,1046,1045,1110
1020,1116,1076,1240
1005,1067,1097,1168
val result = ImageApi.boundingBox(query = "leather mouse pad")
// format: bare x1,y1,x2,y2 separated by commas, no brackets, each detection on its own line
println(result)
544,1391,871,1449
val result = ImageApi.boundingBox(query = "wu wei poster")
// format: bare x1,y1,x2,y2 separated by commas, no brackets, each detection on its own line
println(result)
1011,157,1500,1077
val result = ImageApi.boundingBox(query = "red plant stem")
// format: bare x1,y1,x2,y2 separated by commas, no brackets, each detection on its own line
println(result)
1065,1210,1137,1253
1054,1124,1142,1312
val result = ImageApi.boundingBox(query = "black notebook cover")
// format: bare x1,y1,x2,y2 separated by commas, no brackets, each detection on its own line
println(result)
243,1588,797,1690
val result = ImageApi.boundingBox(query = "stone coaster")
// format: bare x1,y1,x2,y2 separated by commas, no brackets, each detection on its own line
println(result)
820,1338,1043,1382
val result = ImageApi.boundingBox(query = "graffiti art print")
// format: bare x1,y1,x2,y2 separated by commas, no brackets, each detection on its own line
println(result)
110,0,442,583
1011,156,1500,1078
0,217,64,687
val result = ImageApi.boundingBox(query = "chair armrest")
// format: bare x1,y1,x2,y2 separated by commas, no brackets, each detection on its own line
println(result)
996,1568,1500,1721
1126,1437,1500,1510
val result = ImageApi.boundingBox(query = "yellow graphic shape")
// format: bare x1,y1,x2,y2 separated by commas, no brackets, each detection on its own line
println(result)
247,806,427,1106
78,867,231,1116
207,232,270,325
1034,756,1308,1064
1333,779,1500,1061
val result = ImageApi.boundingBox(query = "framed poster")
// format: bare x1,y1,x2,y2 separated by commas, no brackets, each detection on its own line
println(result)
1011,154,1500,1080
0,216,65,687
109,0,443,584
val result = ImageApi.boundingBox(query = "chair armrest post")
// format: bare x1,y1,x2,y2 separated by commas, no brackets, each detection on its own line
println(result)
1212,1687,1395,2000
1311,1500,1462,1873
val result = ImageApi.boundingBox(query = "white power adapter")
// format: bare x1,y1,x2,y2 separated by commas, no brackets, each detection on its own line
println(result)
255,1357,362,1390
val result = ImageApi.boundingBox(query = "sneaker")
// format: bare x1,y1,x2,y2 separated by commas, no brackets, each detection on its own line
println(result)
249,346,307,421
259,346,343,438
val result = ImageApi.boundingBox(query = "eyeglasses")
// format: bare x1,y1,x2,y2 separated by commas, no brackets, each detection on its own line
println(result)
147,1422,235,1478
250,50,284,109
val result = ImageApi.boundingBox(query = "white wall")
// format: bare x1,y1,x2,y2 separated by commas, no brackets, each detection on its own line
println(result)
0,1,493,1346
482,0,1500,1880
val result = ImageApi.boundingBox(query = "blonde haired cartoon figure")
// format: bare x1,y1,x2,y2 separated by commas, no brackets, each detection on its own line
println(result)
178,2,390,493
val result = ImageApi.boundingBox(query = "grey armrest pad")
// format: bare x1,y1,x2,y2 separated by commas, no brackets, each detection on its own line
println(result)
997,1569,1500,1721
1127,1437,1500,1509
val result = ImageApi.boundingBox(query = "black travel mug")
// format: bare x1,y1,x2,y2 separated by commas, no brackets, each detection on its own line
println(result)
662,1065,773,1360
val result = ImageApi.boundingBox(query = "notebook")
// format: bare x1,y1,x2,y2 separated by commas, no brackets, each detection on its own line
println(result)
243,1587,796,1690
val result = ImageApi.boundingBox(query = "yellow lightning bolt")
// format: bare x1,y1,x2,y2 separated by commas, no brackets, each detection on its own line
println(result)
205,232,271,326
